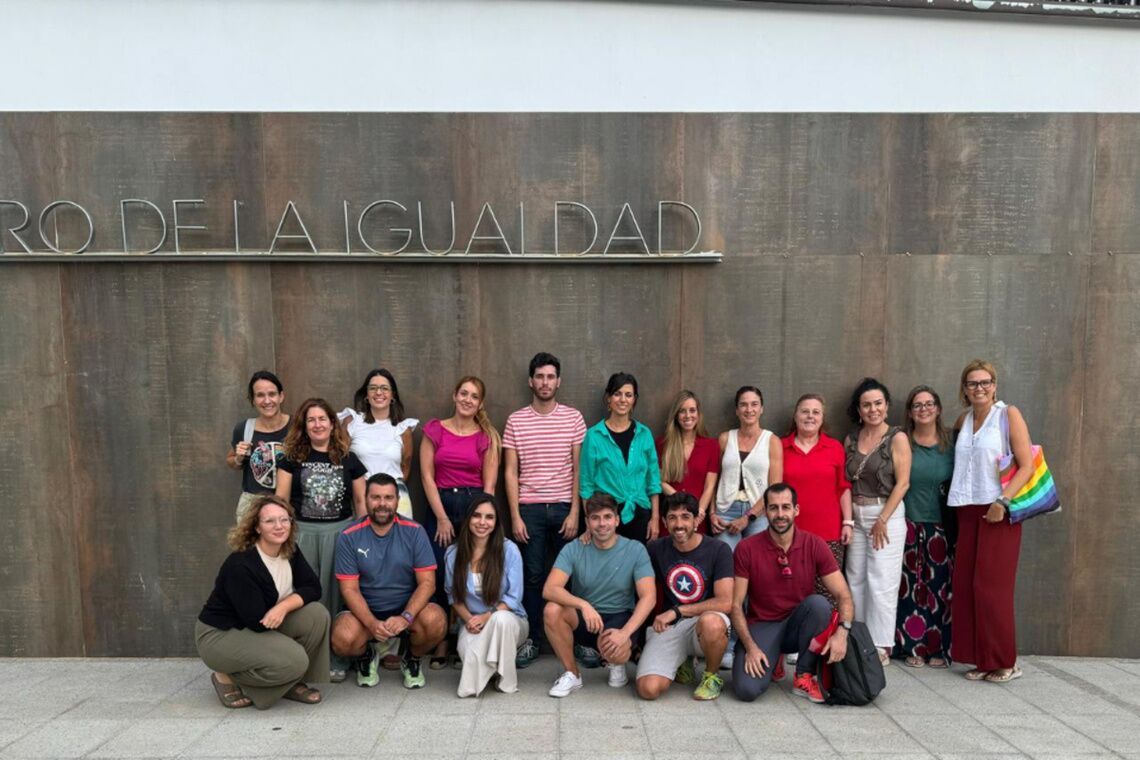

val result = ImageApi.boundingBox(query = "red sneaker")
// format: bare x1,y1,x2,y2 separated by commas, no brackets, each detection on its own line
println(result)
792,672,824,704
773,655,785,681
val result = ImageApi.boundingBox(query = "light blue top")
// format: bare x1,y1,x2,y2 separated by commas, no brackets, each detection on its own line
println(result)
444,539,525,617
552,535,654,614
579,419,662,524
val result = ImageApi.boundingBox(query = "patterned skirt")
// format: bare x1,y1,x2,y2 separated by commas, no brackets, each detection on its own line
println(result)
894,520,952,662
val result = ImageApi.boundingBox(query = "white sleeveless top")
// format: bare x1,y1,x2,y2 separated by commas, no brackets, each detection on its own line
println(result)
947,401,1006,507
715,429,773,512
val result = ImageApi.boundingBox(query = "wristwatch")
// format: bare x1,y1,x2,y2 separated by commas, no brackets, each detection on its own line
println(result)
401,610,415,625
671,605,684,625
839,620,852,631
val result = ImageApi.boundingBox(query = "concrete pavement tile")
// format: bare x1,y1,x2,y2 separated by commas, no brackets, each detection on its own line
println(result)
467,754,558,760
935,755,1027,760
372,714,474,755
872,680,961,715
0,719,130,759
88,717,222,757
655,752,747,760
59,697,161,720
1004,674,1128,717
556,680,641,714
0,692,87,723
975,713,1110,756
272,716,384,756
179,720,293,757
562,754,654,760
1057,711,1140,754
316,682,404,717
645,713,742,754
837,754,935,760
730,710,832,754
807,712,927,754
561,713,648,754
0,722,41,752
889,713,1018,755
467,713,556,752
744,754,837,760
931,679,1043,715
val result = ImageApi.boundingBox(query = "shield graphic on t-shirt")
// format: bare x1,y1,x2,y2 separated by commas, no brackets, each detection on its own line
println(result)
250,441,283,488
666,563,705,604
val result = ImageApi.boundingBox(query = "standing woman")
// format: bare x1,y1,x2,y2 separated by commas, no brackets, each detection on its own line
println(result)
844,378,911,666
656,391,720,536
579,372,662,543
895,385,954,668
276,397,366,680
227,371,291,522
421,376,501,666
712,386,782,551
340,369,419,519
781,394,853,600
947,360,1034,683
445,493,527,697
197,495,329,710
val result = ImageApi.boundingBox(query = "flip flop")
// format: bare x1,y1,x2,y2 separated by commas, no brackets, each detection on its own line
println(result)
928,657,949,669
283,681,322,704
903,655,925,669
984,666,1023,683
964,668,990,681
210,673,251,709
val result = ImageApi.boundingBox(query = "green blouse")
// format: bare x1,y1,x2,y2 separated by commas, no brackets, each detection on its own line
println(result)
579,419,662,524
906,442,954,523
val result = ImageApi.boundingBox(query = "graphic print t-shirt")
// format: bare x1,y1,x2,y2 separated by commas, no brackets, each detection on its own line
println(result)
647,536,734,607
280,450,366,522
231,420,290,493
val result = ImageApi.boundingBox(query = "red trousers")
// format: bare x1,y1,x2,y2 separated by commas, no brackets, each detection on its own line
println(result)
950,504,1022,670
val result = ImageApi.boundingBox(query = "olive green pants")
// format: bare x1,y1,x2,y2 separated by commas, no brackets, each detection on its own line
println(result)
195,601,330,709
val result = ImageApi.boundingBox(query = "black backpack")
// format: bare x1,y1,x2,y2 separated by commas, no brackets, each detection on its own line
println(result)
816,621,885,705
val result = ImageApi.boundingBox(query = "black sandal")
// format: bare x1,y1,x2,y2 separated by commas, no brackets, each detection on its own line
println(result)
283,681,322,704
210,673,251,709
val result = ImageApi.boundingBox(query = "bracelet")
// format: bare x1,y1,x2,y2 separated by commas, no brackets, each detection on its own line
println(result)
671,605,684,625
842,519,855,527
401,610,415,625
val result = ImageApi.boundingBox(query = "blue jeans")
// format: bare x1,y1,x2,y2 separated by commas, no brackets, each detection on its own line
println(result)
424,486,482,608
712,499,768,553
519,502,571,645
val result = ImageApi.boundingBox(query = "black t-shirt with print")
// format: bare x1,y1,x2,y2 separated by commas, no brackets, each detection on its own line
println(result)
647,535,734,607
279,450,366,522
231,420,290,494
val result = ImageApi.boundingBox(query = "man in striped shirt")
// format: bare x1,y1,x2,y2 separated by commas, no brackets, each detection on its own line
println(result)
504,352,587,668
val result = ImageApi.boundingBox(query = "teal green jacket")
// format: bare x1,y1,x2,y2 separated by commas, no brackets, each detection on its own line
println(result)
579,419,662,524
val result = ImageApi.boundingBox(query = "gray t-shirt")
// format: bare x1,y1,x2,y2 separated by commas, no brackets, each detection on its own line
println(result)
552,535,654,614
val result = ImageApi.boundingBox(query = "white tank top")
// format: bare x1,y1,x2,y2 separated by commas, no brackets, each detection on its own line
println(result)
715,429,772,512
947,401,1006,507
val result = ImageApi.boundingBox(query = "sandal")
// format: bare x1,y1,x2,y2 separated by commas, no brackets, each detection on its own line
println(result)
283,681,322,704
211,673,251,709
878,649,891,667
903,655,925,669
928,657,949,669
964,668,990,681
984,666,1023,683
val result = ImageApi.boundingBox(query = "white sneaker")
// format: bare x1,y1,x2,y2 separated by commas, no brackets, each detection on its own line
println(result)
607,662,628,688
549,671,583,698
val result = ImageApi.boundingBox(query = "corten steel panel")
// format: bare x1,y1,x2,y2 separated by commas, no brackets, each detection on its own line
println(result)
59,264,177,655
1092,114,1140,255
887,114,1096,256
882,255,1088,656
0,265,84,656
1071,257,1140,657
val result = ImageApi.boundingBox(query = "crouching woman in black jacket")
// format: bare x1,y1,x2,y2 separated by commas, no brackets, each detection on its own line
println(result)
196,494,330,709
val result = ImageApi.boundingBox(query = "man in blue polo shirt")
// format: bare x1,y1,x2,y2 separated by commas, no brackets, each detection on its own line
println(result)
332,473,447,689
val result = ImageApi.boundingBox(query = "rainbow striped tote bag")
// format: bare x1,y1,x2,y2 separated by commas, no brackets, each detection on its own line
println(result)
998,407,1061,524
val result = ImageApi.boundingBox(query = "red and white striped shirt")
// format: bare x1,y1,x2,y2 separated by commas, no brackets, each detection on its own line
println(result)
502,403,586,503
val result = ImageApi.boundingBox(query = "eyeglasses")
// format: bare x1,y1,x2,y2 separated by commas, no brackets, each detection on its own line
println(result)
367,384,392,394
776,554,792,579
260,517,294,527
911,401,938,411
964,380,994,390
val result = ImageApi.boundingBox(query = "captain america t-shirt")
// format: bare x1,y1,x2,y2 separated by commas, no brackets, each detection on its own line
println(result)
646,535,734,607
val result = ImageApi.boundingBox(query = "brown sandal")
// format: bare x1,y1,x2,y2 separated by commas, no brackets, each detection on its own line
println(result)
964,668,990,681
903,655,925,669
283,681,322,704
211,673,251,709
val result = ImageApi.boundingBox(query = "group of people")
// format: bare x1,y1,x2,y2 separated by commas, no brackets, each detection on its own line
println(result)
198,353,1036,709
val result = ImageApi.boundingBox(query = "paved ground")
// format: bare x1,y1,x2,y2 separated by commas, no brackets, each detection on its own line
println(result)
1,655,1138,759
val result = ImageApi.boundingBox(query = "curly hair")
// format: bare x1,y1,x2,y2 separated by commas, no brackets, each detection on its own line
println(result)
228,494,297,559
285,397,351,465
846,378,891,427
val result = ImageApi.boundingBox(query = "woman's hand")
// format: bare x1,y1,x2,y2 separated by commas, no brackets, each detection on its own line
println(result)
709,513,728,535
465,612,491,634
646,519,659,541
840,524,854,546
435,518,455,546
870,518,889,551
235,441,253,459
983,502,1006,524
727,516,749,535
260,603,288,629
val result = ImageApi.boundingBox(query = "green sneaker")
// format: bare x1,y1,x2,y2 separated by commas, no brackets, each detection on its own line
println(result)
675,657,697,685
356,643,380,688
401,653,426,689
693,671,724,701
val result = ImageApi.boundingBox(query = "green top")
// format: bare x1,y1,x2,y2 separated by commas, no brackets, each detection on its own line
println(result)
579,419,662,524
906,442,954,523
552,536,654,614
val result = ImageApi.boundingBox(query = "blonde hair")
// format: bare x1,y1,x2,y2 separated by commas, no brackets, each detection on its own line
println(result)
228,495,297,559
659,390,709,484
455,376,501,455
957,359,998,407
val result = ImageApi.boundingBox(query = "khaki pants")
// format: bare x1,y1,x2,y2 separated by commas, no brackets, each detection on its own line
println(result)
195,602,330,709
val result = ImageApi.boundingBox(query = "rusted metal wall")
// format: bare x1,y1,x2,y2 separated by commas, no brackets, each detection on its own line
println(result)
0,113,1134,656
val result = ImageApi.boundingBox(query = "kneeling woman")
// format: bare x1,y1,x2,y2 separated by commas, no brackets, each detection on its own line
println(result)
445,493,527,697
196,495,330,709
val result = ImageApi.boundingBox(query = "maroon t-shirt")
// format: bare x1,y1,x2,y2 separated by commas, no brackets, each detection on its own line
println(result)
734,529,839,623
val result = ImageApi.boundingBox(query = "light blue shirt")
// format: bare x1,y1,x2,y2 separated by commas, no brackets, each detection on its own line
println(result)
444,539,525,617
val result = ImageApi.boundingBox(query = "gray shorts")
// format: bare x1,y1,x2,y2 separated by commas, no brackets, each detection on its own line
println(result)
635,612,731,680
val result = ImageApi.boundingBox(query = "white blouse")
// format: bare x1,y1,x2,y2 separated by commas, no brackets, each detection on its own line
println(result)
339,408,419,481
947,401,1006,507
